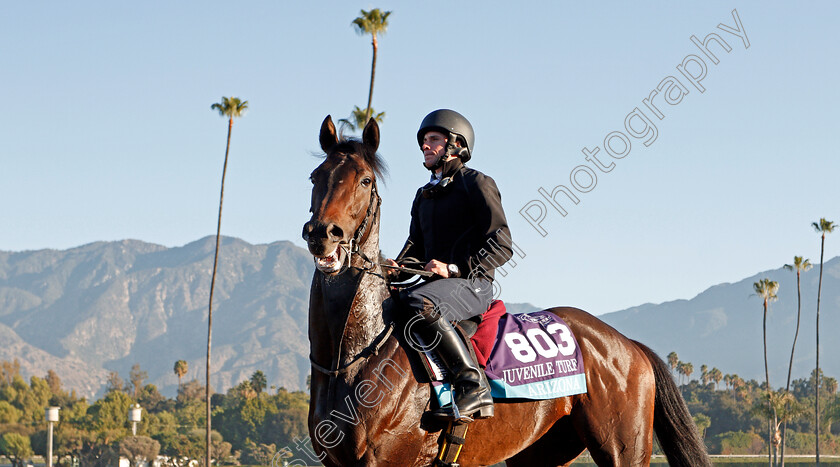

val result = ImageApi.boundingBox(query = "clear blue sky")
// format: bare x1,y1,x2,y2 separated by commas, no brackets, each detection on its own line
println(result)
2,2,838,314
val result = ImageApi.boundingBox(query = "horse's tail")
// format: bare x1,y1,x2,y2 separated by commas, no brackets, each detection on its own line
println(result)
633,340,712,467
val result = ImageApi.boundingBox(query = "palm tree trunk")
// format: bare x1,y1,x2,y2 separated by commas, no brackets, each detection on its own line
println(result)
364,34,378,124
781,270,803,467
206,117,233,467
764,300,772,467
816,233,825,466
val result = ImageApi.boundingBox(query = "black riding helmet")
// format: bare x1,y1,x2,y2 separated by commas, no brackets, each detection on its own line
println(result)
417,109,475,163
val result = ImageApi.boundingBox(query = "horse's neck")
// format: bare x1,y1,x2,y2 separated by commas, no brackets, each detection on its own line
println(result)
312,211,390,373
341,212,390,366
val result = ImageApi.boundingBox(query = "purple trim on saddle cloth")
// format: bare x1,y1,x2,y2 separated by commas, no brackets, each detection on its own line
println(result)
431,311,587,405
483,311,587,400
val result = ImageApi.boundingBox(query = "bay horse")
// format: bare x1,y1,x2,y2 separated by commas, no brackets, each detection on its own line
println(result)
302,116,710,466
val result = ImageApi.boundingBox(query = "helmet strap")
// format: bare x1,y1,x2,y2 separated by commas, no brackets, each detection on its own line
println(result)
424,132,462,172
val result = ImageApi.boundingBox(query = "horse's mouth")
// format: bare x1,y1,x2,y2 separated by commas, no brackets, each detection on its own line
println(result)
313,245,346,274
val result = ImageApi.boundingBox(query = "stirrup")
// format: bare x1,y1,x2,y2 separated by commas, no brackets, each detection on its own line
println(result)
429,401,494,423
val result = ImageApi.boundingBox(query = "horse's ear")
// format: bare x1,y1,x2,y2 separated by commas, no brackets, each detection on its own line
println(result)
362,118,380,152
319,115,338,152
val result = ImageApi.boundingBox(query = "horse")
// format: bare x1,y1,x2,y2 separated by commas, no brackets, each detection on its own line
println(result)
302,115,711,467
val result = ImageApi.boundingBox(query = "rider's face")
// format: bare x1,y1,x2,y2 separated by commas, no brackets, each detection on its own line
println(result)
422,131,448,169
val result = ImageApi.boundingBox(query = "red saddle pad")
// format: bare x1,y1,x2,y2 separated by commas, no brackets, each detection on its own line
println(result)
470,299,507,367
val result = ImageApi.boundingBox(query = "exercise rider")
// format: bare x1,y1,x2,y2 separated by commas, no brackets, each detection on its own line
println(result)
388,109,513,423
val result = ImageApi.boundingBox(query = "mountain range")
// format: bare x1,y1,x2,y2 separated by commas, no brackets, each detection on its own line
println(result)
601,256,840,385
1,238,837,398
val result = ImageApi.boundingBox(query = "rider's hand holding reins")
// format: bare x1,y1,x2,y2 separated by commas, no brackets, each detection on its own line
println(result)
424,259,450,278
384,258,400,279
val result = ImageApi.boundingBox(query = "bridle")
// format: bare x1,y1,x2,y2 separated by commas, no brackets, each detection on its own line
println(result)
308,178,435,380
309,179,394,379
334,181,381,275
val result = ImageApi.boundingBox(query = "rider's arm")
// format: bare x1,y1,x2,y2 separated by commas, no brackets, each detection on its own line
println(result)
465,173,513,279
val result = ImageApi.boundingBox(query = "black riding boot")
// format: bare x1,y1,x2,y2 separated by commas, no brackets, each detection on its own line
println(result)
411,302,494,423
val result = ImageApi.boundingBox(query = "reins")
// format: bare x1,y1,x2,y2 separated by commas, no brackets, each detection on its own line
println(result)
309,321,396,377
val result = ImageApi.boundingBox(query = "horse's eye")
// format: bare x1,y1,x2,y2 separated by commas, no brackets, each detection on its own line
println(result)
309,175,316,184
361,177,372,187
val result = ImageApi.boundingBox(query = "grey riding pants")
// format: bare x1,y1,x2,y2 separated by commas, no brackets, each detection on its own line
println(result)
401,277,494,321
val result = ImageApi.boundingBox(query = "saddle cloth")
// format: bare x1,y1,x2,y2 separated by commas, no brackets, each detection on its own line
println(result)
430,302,587,404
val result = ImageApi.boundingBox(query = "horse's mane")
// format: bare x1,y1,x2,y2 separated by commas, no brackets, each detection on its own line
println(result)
324,136,389,181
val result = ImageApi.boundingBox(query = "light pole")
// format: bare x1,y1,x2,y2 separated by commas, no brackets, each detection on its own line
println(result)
45,406,60,467
128,404,142,436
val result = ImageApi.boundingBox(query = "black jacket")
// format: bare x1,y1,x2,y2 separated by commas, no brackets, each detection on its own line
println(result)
396,160,513,281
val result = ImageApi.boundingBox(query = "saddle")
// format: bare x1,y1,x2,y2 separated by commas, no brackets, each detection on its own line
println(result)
417,300,507,381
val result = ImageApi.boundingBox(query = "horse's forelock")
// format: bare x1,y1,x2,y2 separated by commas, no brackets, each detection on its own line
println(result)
326,138,388,181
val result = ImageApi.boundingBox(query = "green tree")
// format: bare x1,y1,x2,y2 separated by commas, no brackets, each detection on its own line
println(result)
0,359,21,385
753,277,780,466
701,364,709,385
45,369,62,396
2,375,51,424
694,412,712,439
0,432,33,467
54,425,94,462
120,436,161,467
137,384,169,414
88,390,133,442
352,8,391,124
240,439,277,465
250,370,267,395
0,400,22,423
105,371,126,394
174,360,188,389
130,364,148,401
207,95,248,467
812,217,835,464
782,255,812,465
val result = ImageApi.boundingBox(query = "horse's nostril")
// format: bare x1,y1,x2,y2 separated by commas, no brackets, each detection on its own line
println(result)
328,224,344,241
302,222,315,241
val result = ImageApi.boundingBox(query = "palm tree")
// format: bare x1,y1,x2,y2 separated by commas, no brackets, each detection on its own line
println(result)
667,352,679,376
250,370,267,395
711,368,723,390
174,360,188,389
675,362,685,385
338,105,386,133
352,8,391,124
754,277,779,467
781,255,811,465
812,217,835,465
683,362,694,383
826,377,839,396
206,96,248,467
701,364,709,385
